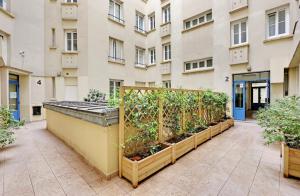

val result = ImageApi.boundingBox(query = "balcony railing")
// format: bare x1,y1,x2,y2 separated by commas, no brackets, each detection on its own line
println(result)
108,56,125,64
108,14,125,24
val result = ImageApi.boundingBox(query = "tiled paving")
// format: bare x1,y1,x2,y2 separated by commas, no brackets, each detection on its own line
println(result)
0,121,300,196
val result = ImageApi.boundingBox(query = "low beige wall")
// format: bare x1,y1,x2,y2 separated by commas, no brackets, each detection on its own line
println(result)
46,109,119,178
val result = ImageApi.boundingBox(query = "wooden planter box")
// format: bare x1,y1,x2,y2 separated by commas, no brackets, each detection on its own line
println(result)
194,128,211,147
220,120,232,132
210,123,221,137
122,145,173,187
283,144,300,179
167,135,196,160
227,118,234,127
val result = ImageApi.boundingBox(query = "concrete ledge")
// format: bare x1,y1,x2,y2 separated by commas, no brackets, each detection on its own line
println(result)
43,101,119,127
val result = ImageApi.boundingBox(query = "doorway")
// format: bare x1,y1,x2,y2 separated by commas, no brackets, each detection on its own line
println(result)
233,72,270,121
9,74,20,121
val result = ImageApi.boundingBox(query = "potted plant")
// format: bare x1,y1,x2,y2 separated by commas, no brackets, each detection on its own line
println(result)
257,96,300,178
186,116,210,147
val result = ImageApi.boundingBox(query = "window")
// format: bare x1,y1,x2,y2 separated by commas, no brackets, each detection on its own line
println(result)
136,12,145,33
184,10,213,30
32,106,42,116
149,48,156,65
135,81,146,87
163,43,171,61
109,0,124,23
65,30,77,52
284,69,289,96
65,0,77,3
135,47,146,67
109,79,123,98
162,5,171,24
148,82,155,87
231,19,247,46
51,28,56,47
109,38,124,62
267,6,289,38
0,0,7,10
148,14,156,31
184,58,213,72
162,80,171,88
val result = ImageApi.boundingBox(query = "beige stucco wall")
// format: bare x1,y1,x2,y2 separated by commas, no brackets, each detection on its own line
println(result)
46,109,119,177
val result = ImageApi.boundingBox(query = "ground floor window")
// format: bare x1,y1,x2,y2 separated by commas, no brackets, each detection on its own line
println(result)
284,68,289,96
162,80,171,88
109,79,123,98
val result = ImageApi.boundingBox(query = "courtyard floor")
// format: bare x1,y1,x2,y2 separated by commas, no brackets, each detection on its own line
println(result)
0,121,300,196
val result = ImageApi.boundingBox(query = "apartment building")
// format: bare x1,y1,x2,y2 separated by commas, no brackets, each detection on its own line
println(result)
0,0,45,121
1,0,300,122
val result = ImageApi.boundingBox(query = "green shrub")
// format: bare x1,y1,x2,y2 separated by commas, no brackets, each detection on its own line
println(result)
257,96,300,149
0,107,23,148
84,89,105,102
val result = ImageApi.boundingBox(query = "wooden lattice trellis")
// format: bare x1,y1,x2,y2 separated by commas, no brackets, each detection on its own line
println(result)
118,86,226,176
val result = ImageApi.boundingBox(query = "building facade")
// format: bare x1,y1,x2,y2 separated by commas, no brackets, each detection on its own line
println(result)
1,0,300,121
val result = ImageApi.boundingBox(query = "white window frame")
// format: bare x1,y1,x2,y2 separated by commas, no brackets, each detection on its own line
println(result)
184,10,212,30
0,33,8,65
65,0,77,3
231,19,248,46
109,79,123,99
135,47,146,67
162,5,171,24
136,12,145,33
184,58,213,72
109,37,123,61
0,0,7,10
163,43,171,62
109,0,123,23
266,6,289,39
162,80,171,88
148,48,156,65
148,13,156,31
65,30,77,52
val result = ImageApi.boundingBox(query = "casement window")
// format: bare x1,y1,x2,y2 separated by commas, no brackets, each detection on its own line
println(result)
135,47,146,67
184,58,213,72
162,80,171,88
149,48,156,65
109,38,124,62
0,0,7,10
65,30,77,52
65,0,77,3
163,44,171,61
109,79,123,98
135,12,145,33
267,6,289,38
231,19,247,46
184,11,213,30
162,5,171,24
148,14,156,31
109,0,123,23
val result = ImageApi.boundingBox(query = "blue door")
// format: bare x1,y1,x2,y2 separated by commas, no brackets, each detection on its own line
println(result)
9,80,20,121
233,81,246,121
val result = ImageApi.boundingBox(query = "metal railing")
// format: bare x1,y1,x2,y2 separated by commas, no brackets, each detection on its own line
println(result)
108,14,125,24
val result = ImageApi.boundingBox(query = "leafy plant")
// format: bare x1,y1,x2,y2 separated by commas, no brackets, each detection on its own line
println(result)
108,91,120,108
186,117,208,133
123,91,160,157
84,89,105,102
0,107,23,148
257,96,300,149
